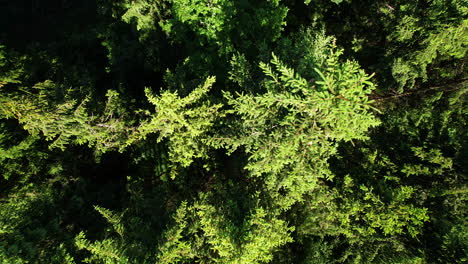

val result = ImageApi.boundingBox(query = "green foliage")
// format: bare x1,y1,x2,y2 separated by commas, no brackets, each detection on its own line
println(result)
160,0,234,43
75,206,131,264
274,29,334,80
155,195,293,263
392,20,468,91
127,77,222,176
0,81,128,154
297,184,428,239
0,130,46,181
159,0,287,49
305,0,344,4
0,45,24,87
74,192,293,264
0,77,221,170
121,0,169,31
0,1,466,263
220,37,379,209
440,223,468,263
0,184,76,264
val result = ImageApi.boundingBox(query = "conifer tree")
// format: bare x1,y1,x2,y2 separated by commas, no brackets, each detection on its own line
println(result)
0,1,466,263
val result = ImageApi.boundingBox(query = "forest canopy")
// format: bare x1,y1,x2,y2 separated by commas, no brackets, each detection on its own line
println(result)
0,0,466,263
